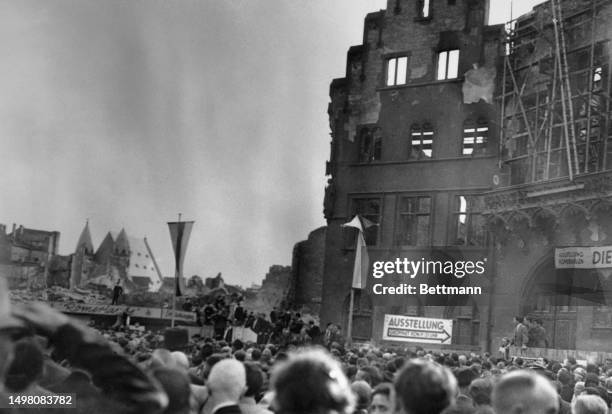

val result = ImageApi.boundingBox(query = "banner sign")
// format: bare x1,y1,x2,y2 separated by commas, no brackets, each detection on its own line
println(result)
168,220,195,297
48,301,196,323
555,246,612,269
382,314,453,344
231,327,258,343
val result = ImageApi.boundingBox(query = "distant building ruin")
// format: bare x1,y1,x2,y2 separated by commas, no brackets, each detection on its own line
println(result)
71,221,163,293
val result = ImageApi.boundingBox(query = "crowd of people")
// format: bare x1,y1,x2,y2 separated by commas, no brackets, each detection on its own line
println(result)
1,301,612,414
182,295,341,347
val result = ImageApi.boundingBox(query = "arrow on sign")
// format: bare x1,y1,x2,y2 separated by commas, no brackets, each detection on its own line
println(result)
387,328,452,343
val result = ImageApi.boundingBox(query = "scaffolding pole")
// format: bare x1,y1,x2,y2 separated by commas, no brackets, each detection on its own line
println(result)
557,0,580,175
551,0,575,181
499,0,611,185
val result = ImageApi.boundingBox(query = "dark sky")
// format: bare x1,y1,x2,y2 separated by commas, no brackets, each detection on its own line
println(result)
0,0,543,287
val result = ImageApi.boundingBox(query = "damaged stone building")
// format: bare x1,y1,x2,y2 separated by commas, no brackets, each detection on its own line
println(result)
0,223,62,290
322,0,612,356
288,227,326,316
486,0,612,355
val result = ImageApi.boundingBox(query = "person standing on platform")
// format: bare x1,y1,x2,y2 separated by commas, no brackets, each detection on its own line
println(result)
111,280,123,305
234,302,246,327
213,308,229,340
532,319,548,348
512,316,529,356
269,307,278,325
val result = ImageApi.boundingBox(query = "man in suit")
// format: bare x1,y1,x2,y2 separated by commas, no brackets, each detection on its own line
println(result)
111,280,123,305
512,316,529,356
207,359,246,414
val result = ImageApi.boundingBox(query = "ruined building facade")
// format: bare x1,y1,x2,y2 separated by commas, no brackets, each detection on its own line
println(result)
0,223,62,290
485,0,612,353
322,0,612,355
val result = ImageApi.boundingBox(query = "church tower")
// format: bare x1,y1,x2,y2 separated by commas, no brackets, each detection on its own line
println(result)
70,220,94,289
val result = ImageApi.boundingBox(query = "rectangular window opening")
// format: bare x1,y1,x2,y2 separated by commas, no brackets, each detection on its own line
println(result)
453,195,485,246
463,120,488,155
396,196,432,246
410,124,434,159
397,57,407,84
387,58,397,86
358,127,382,162
437,49,460,80
437,52,448,80
386,56,408,86
422,0,431,17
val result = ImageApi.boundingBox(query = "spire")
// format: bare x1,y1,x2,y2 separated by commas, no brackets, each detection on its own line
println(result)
75,220,94,254
115,228,130,255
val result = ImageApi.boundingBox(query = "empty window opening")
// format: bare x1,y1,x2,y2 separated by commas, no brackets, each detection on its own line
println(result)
418,0,431,18
396,196,431,246
462,118,489,155
453,195,486,246
386,56,408,86
359,127,383,162
410,123,434,158
437,49,460,80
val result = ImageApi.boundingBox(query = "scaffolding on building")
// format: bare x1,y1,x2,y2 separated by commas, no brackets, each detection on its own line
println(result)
498,0,612,186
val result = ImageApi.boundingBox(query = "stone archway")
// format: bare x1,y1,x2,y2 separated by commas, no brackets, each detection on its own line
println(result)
520,255,583,350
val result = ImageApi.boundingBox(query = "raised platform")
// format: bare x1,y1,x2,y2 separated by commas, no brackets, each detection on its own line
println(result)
48,301,196,323
512,346,612,364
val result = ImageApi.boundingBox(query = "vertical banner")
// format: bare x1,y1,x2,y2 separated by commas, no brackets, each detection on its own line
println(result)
342,215,375,345
168,221,195,296
342,215,372,289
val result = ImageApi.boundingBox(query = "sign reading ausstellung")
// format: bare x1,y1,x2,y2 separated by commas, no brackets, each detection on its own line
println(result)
555,246,612,269
382,314,452,345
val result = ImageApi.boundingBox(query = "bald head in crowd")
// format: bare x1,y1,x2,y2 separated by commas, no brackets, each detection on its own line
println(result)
394,359,457,414
572,395,609,414
208,359,246,404
170,351,189,372
492,370,559,414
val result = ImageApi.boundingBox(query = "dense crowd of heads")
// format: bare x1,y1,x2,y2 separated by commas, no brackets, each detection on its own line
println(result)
1,302,612,414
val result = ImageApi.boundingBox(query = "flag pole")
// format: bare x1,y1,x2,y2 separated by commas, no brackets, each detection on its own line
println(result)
343,214,368,348
347,287,355,346
171,213,181,328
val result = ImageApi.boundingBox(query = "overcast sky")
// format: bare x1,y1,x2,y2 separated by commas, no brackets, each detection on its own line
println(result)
0,0,544,287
